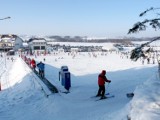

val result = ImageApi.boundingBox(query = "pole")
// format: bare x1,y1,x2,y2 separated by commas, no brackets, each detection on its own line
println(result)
5,51,6,68
0,81,1,91
3,42,7,68
106,82,110,94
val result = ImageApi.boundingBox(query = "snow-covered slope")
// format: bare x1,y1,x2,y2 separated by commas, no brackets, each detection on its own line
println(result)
0,50,159,120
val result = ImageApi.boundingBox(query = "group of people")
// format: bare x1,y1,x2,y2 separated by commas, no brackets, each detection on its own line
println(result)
30,59,45,78
29,58,110,99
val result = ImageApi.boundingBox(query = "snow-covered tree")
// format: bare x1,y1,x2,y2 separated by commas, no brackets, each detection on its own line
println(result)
128,7,160,61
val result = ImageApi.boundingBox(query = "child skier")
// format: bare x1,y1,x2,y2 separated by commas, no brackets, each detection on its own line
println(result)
96,70,111,99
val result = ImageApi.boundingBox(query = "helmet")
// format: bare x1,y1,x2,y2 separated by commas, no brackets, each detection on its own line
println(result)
102,70,106,75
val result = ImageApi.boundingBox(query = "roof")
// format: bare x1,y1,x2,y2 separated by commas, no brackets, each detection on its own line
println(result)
28,38,46,43
33,39,46,43
0,34,17,39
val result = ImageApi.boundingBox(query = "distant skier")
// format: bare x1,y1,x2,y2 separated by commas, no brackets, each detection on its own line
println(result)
96,70,111,99
11,57,14,62
37,61,45,78
142,58,144,65
147,57,150,64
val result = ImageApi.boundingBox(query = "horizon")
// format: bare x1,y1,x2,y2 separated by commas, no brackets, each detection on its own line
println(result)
0,0,160,38
1,33,158,40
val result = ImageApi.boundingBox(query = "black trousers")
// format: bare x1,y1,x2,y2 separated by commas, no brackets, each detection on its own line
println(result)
39,69,44,78
97,85,105,97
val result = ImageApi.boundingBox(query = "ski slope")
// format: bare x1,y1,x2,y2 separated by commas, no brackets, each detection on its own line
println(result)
0,50,159,120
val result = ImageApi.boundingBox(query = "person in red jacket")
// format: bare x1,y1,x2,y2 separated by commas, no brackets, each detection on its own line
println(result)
96,70,111,99
31,58,36,71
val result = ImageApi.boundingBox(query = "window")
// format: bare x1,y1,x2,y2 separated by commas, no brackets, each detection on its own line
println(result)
41,46,45,50
34,46,40,50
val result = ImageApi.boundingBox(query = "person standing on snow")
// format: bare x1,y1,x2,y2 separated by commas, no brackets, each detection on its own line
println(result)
37,61,45,78
96,70,111,99
31,58,36,71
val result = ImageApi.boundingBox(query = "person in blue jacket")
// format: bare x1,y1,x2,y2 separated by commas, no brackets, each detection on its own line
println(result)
37,61,45,78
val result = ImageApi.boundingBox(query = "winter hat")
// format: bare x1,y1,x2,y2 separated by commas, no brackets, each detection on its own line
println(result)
102,70,106,75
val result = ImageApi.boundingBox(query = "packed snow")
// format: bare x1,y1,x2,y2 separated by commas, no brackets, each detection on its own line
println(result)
0,43,160,120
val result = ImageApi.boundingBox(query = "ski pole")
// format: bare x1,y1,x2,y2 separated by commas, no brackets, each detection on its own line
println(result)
107,82,110,89
105,82,110,95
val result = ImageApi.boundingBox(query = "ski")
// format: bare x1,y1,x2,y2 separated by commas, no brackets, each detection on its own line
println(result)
91,93,110,98
126,93,134,98
95,95,115,101
61,91,70,94
59,90,70,94
106,93,110,95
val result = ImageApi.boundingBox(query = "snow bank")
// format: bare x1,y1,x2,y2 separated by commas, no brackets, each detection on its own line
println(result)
128,72,160,120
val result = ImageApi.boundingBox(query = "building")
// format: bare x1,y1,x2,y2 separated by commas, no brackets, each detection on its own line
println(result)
0,34,24,51
28,38,47,53
14,36,24,51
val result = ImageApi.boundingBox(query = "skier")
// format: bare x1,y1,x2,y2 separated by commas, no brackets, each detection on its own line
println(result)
37,61,45,78
11,57,14,62
96,70,111,99
31,58,36,71
142,58,144,65
147,57,150,64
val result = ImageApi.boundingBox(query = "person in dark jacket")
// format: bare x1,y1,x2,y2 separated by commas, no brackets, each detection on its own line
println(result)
96,70,111,99
37,61,45,78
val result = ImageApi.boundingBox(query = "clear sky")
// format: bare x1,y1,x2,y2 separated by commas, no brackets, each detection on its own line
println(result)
0,0,160,38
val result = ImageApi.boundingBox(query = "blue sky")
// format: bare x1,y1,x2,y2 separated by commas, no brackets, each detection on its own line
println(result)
0,0,160,38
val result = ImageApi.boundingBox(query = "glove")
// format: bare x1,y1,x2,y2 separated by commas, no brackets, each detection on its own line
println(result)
109,80,111,83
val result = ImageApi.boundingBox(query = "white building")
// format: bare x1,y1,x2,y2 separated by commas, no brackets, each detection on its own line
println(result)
28,38,47,52
0,34,24,51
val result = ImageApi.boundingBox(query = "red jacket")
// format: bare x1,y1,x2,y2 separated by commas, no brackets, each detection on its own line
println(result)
31,59,36,68
98,70,110,85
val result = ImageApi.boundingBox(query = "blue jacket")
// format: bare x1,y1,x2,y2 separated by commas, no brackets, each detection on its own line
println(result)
37,62,45,70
